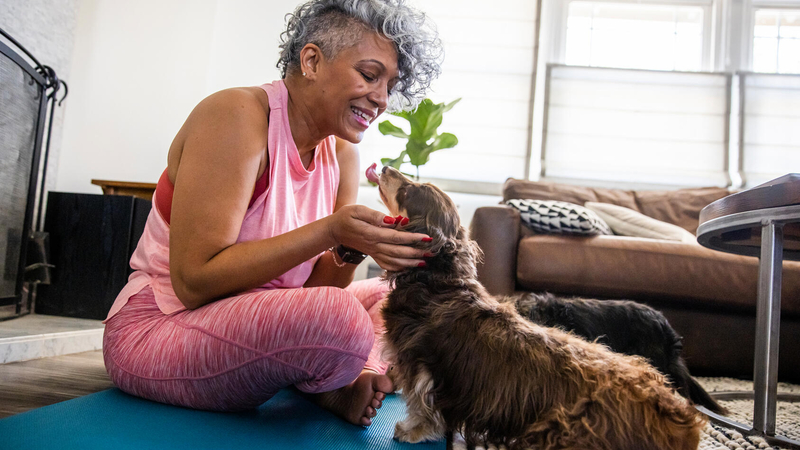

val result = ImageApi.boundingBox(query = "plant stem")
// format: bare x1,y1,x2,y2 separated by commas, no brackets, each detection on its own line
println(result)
415,165,420,181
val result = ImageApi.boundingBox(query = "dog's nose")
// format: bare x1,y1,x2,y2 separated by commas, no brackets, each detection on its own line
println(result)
381,166,388,174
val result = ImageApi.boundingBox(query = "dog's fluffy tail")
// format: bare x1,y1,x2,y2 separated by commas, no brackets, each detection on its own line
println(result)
670,358,727,414
687,375,727,414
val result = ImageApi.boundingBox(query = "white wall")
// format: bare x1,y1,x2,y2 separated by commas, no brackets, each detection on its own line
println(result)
57,0,300,194
57,0,537,195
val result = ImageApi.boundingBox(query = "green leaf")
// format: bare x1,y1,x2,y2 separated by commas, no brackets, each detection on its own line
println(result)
390,110,412,121
406,140,431,167
381,151,407,169
379,97,460,171
407,99,438,142
442,98,462,113
415,133,458,164
378,120,408,139
432,132,458,150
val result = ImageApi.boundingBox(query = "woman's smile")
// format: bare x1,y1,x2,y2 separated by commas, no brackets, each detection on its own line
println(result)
351,106,372,128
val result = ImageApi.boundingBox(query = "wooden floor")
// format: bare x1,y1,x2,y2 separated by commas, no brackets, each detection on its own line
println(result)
0,350,114,418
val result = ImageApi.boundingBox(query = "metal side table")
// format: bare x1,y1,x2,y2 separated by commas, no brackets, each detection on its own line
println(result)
697,174,800,449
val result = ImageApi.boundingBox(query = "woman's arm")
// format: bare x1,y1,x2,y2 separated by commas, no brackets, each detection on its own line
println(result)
169,91,427,310
169,88,334,309
304,137,362,289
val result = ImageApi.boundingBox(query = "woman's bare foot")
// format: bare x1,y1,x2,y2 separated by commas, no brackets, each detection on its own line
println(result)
312,370,394,426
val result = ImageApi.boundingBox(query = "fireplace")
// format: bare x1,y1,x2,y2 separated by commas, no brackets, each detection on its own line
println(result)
0,28,65,320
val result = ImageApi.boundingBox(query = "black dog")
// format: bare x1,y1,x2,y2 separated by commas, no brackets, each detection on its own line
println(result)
507,292,725,414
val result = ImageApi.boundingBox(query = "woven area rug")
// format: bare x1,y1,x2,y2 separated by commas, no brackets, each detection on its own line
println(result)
450,377,800,450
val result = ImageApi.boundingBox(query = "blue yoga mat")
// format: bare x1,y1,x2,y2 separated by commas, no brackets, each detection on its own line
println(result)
0,388,445,450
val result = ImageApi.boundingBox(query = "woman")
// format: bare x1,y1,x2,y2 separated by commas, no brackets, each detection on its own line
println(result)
102,0,442,427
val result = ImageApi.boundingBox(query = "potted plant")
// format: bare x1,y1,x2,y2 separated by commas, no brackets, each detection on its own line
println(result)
377,97,461,180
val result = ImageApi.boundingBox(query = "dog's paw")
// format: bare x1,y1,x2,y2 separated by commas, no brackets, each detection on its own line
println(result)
394,420,443,443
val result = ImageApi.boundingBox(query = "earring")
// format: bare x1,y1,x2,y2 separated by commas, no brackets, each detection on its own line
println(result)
303,72,307,76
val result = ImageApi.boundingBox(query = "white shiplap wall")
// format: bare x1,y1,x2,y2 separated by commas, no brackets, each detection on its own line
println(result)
356,0,539,185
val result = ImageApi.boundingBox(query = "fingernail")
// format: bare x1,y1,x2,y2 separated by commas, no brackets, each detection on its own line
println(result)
384,216,395,224
423,252,435,258
400,217,409,226
394,215,402,224
417,262,426,268
421,237,433,242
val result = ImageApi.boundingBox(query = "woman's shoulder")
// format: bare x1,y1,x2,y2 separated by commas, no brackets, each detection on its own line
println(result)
193,87,270,126
168,87,270,180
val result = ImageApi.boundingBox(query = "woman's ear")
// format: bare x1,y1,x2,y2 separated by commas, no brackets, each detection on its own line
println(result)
299,43,323,79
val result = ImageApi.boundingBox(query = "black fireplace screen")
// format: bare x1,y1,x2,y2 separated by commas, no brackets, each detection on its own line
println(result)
0,31,62,318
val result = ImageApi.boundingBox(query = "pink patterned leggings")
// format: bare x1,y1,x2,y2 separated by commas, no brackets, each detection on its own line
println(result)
102,278,390,411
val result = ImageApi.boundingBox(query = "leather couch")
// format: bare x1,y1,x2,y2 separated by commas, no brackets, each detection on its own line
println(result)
470,178,800,382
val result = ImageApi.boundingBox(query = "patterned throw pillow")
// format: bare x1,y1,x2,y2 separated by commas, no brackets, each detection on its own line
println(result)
506,199,612,236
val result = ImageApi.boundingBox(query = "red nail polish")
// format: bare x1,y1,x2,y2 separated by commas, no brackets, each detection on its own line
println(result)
384,216,395,224
417,262,426,268
423,252,434,258
421,237,433,242
400,217,409,226
394,215,402,224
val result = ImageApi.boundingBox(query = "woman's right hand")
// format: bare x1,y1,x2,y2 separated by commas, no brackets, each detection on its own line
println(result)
328,204,430,271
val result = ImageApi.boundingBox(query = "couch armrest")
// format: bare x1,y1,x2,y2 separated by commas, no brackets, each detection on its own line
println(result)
470,205,520,296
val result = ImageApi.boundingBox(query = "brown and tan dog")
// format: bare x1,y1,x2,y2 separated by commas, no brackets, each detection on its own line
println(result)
371,165,705,450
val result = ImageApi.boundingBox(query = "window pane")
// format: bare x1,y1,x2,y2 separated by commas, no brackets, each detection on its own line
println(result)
780,11,800,38
754,10,779,38
753,37,778,73
752,9,800,73
778,39,800,73
569,1,593,18
565,1,704,72
675,34,703,71
676,7,703,26
565,27,592,66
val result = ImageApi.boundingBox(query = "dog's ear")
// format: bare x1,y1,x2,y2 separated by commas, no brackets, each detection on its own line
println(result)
401,184,460,238
457,226,484,266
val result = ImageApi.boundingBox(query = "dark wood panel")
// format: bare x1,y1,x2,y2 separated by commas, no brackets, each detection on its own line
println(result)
35,192,151,320
0,350,113,418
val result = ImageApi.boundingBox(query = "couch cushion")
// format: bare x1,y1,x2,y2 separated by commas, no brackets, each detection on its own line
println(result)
503,179,639,210
584,202,696,243
507,199,612,236
634,187,732,234
502,179,732,234
515,234,800,317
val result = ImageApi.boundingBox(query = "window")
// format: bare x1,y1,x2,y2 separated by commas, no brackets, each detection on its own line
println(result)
540,65,730,187
535,0,800,189
739,73,800,187
752,8,800,74
564,1,707,71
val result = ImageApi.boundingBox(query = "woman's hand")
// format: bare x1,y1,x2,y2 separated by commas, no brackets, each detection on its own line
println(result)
328,204,430,271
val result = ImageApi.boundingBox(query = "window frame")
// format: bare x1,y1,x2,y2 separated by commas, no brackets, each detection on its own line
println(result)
745,1,800,74
551,0,717,72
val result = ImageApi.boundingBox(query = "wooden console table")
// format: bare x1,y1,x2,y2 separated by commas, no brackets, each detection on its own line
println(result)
91,179,157,201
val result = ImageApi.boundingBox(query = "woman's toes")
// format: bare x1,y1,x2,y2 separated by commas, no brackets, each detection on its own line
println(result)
372,398,382,409
375,392,386,401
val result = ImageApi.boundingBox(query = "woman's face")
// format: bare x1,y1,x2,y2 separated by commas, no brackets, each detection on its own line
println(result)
314,31,399,143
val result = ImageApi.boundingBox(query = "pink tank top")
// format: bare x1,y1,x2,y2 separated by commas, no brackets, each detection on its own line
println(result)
104,80,339,321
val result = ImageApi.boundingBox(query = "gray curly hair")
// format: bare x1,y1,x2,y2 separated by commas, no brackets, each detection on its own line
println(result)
277,0,442,110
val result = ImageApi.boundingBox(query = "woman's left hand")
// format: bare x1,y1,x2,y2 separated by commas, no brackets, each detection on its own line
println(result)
327,204,429,271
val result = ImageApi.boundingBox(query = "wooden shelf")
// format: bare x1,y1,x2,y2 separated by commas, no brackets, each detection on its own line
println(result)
91,179,156,201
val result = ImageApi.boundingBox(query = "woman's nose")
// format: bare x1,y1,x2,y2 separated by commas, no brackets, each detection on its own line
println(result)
369,83,389,110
